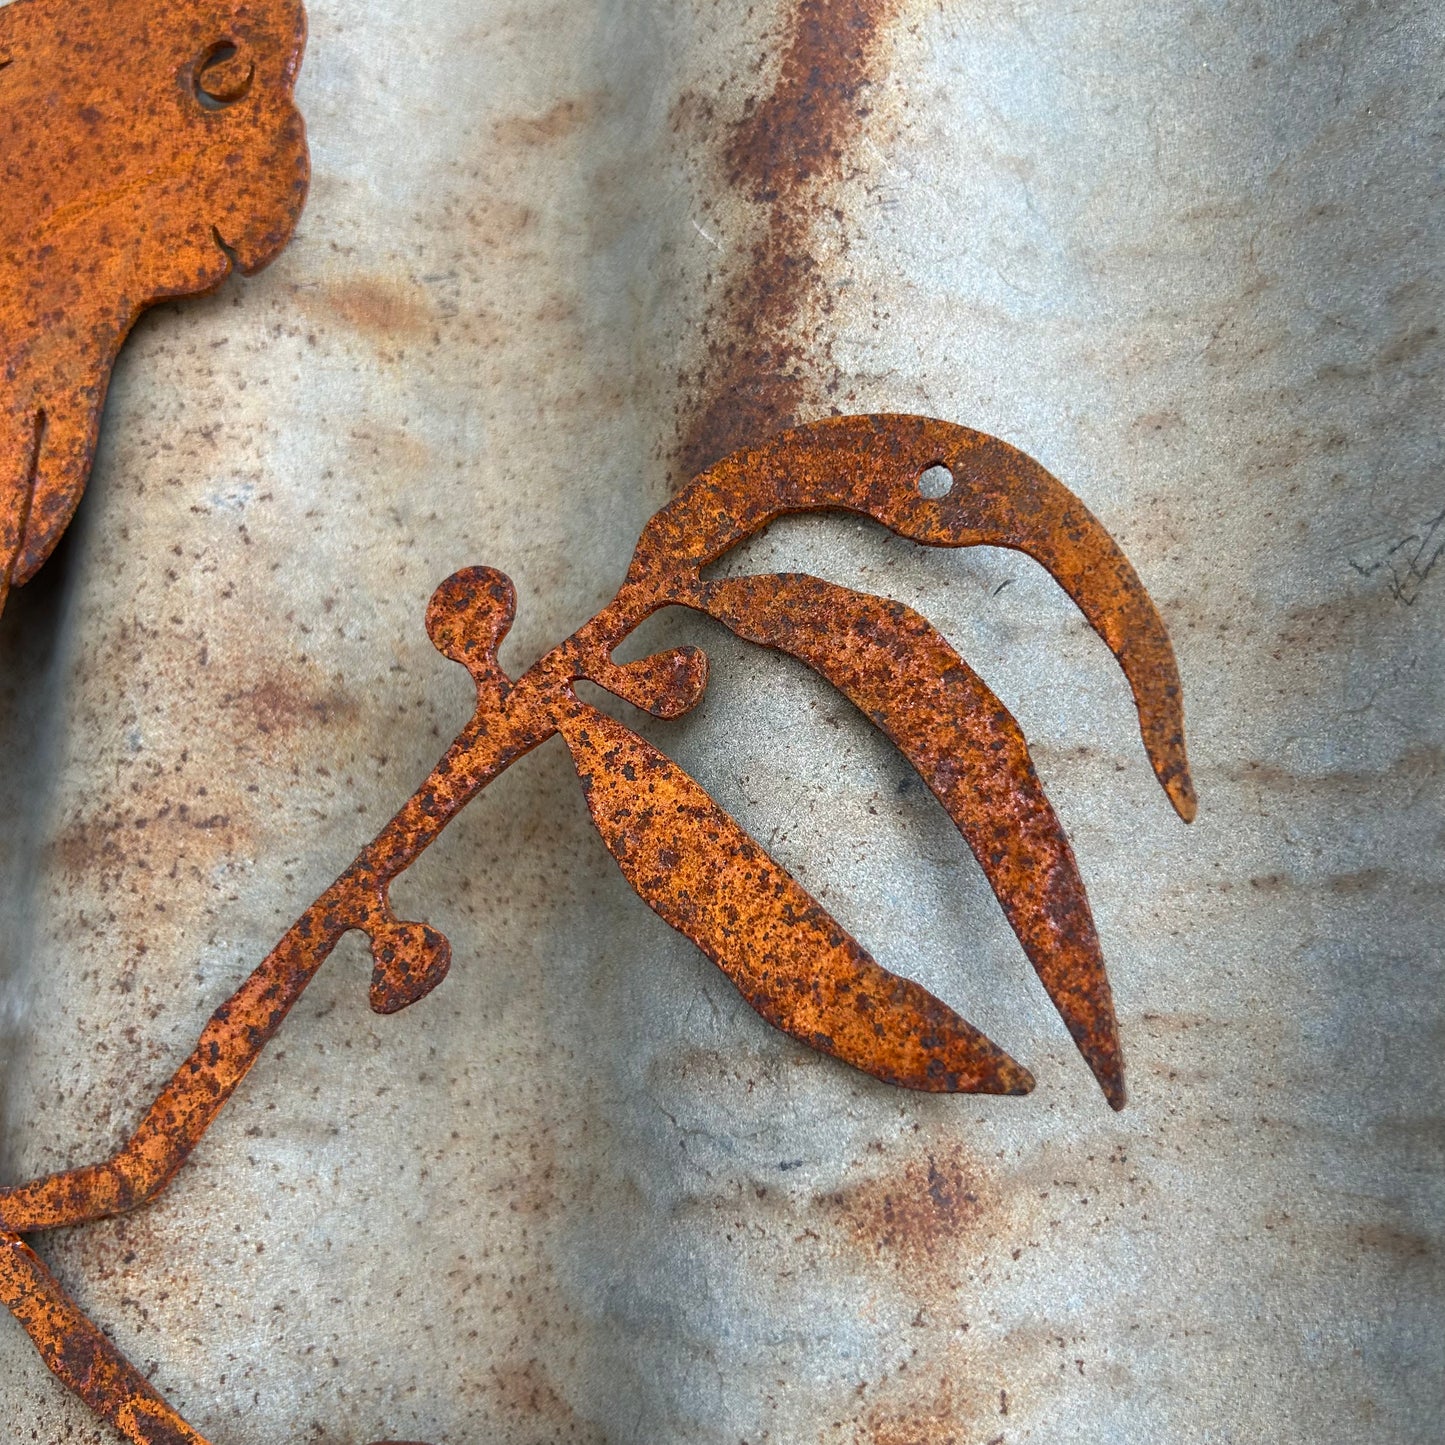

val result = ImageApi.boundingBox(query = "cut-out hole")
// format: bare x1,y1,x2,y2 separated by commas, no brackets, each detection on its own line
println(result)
193,41,253,109
917,463,954,499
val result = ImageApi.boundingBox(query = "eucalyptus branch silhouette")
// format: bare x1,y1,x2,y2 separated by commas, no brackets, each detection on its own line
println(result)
0,414,1194,1445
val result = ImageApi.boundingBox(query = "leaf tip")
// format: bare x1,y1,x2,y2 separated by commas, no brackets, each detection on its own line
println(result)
1083,1048,1126,1110
1167,772,1198,824
933,1033,1035,1096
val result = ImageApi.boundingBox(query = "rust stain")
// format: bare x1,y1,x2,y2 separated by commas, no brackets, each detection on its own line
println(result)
724,0,901,199
347,421,436,481
222,671,362,737
819,1146,991,1276
487,1357,592,1434
492,94,600,148
856,1372,984,1445
674,0,904,484
49,804,241,889
300,274,436,345
1352,1222,1435,1265
0,0,310,618
0,416,1192,1441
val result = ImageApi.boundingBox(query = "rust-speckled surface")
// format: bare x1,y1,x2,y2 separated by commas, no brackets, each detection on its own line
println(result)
0,415,1188,1438
0,0,308,614
0,1,1440,1442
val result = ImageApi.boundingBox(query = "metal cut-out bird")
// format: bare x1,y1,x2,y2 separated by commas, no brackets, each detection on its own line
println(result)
0,0,309,615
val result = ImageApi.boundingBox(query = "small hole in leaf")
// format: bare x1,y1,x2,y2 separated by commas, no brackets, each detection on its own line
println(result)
917,463,954,499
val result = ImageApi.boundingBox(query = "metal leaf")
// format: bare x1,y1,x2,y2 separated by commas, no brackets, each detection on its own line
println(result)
555,699,1033,1096
700,571,1125,1107
629,413,1195,821
0,415,1192,1438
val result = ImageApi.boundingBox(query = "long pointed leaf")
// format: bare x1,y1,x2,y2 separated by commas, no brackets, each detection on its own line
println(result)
556,702,1032,1096
700,572,1126,1109
631,414,1194,821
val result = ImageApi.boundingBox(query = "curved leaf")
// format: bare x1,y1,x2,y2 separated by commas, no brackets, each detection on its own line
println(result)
631,414,1194,822
700,572,1125,1108
556,701,1032,1096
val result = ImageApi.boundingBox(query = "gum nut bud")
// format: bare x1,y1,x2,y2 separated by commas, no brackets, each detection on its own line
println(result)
369,921,452,1015
425,566,516,670
608,645,710,719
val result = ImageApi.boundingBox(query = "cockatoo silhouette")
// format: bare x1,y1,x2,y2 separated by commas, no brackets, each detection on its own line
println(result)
0,0,308,615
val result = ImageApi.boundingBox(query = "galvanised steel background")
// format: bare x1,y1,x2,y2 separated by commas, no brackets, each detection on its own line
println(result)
1,1,1440,1440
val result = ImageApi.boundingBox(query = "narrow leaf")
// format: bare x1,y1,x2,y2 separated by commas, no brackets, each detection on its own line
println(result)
556,702,1032,1096
701,572,1126,1108
630,414,1194,821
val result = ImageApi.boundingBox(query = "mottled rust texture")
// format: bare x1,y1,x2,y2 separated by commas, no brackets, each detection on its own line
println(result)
639,417,1197,821
0,1233,207,1445
0,0,309,615
701,573,1126,1104
0,416,1190,1440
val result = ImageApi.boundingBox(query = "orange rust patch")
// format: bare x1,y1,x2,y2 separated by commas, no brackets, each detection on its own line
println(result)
300,274,435,344
724,0,902,201
49,803,241,888
220,670,361,737
346,420,435,482
856,1371,990,1445
818,1145,992,1275
673,0,905,485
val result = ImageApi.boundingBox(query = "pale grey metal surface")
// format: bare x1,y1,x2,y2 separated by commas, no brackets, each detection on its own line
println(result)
1,1,1441,1442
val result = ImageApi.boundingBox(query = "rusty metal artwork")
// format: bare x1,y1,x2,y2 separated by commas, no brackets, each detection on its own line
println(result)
0,0,309,616
0,414,1193,1442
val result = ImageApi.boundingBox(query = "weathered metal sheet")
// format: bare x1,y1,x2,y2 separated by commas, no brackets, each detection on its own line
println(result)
1,0,1440,1442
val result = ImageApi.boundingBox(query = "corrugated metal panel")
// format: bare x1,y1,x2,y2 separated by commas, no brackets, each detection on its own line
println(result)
1,0,1440,1440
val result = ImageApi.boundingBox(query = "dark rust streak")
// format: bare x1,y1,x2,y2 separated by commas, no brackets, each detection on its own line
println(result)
0,0,309,617
0,415,1192,1441
676,0,902,484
